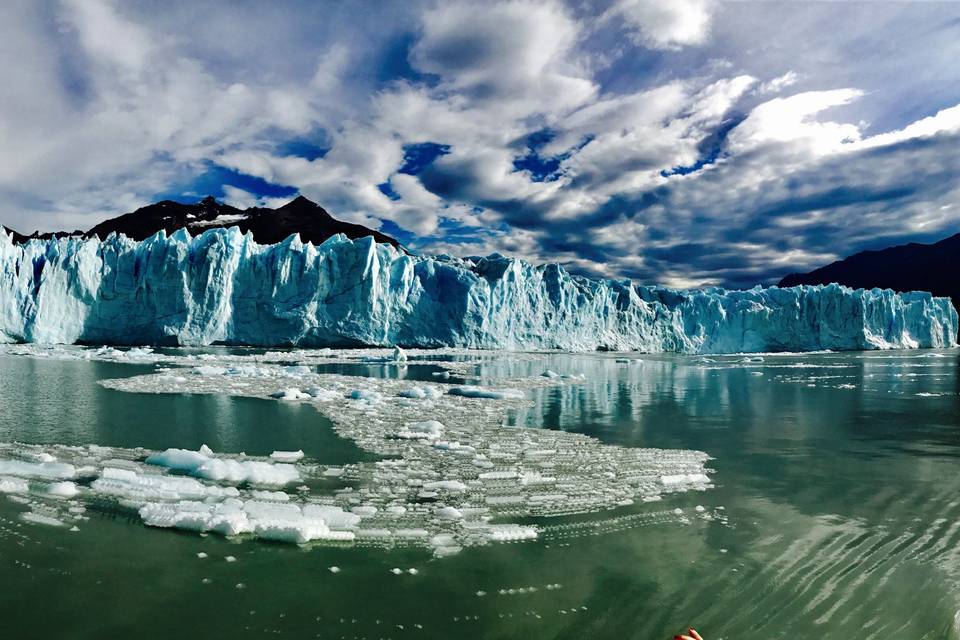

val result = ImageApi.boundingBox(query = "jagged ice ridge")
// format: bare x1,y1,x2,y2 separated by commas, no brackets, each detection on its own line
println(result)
0,226,956,352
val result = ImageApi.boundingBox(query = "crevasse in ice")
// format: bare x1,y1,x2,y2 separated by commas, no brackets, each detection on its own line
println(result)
0,226,955,352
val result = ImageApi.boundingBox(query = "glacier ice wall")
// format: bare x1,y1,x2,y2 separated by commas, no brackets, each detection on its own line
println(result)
0,226,956,352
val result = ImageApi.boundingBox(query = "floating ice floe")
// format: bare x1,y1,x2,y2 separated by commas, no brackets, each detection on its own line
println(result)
146,447,300,487
0,459,76,480
396,420,445,440
348,389,382,402
90,354,712,554
398,386,443,400
47,481,79,498
0,347,715,556
447,386,524,400
270,388,312,401
269,450,305,463
0,478,29,493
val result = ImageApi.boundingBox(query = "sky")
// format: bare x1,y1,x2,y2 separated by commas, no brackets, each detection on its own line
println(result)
1,0,959,288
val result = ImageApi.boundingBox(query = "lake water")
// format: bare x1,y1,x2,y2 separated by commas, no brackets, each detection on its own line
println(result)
2,348,960,639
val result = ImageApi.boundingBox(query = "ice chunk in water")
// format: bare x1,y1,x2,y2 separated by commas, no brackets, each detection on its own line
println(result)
0,459,76,480
448,387,524,400
348,389,382,402
0,477,28,493
396,420,445,440
145,448,208,472
270,388,311,401
270,450,305,463
194,365,228,376
22,512,65,527
250,490,291,501
140,502,253,537
423,480,468,493
398,386,442,400
146,447,300,487
302,505,361,530
305,387,340,401
661,473,711,486
47,481,79,498
92,467,239,501
435,506,463,520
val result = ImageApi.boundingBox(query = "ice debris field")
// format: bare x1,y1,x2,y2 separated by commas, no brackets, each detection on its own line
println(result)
0,345,713,555
1,226,956,352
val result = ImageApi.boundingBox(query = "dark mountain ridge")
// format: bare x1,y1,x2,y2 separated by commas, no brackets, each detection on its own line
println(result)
780,233,960,310
2,195,404,250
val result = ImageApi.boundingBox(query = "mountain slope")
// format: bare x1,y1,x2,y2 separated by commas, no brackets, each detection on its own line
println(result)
779,233,960,308
6,196,404,250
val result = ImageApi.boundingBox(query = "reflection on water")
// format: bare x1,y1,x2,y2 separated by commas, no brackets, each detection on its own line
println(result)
0,358,372,464
505,351,960,637
2,349,960,639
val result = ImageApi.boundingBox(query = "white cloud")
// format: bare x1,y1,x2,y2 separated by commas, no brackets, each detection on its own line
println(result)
0,0,321,231
220,186,294,210
605,0,715,50
858,103,960,149
533,75,755,214
757,71,799,95
728,89,865,157
409,1,595,113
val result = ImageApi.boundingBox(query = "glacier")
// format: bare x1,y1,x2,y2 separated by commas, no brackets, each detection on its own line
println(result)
0,225,956,353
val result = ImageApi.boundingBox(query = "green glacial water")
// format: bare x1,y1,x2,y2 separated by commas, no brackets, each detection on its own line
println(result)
2,349,960,639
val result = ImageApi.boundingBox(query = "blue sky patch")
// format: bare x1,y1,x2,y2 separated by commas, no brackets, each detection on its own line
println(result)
513,131,593,182
399,143,451,175
155,164,298,204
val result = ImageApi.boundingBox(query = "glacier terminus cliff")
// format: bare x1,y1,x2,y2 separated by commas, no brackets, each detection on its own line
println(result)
0,226,956,353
